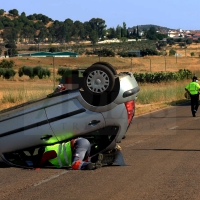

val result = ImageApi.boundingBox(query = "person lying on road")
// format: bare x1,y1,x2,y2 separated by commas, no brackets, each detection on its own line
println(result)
36,137,103,170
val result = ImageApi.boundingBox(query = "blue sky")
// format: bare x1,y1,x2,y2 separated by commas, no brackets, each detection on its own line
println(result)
2,0,200,30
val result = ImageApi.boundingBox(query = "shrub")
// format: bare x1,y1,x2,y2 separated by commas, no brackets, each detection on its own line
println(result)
18,66,51,79
3,68,16,79
190,52,195,56
57,67,71,76
0,59,15,68
0,68,16,79
18,66,34,79
169,49,176,56
98,48,115,57
118,51,138,57
140,48,159,56
133,69,192,83
0,68,5,77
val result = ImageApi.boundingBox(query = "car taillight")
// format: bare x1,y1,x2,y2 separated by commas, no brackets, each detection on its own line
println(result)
125,100,135,125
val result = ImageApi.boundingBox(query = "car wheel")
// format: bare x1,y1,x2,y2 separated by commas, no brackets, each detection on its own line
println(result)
91,62,117,75
83,64,115,94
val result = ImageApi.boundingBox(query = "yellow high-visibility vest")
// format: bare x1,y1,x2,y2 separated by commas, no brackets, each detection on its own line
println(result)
44,142,72,168
185,82,200,95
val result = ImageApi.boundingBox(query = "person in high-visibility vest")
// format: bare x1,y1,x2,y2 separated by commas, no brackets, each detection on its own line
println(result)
185,76,200,117
37,137,103,170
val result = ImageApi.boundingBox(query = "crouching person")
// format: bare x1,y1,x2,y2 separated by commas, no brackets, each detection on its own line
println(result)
37,137,103,170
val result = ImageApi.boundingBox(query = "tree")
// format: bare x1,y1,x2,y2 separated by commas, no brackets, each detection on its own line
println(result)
167,38,175,46
186,38,193,45
116,25,122,39
37,27,48,42
0,9,4,15
179,42,186,48
89,18,107,40
157,33,167,40
21,26,35,42
122,22,127,37
62,18,74,42
89,30,98,45
73,20,85,42
5,42,18,56
106,28,117,39
146,27,157,40
27,14,36,20
1,27,19,42
21,12,26,17
0,21,3,29
157,41,167,50
8,9,19,16
83,21,92,40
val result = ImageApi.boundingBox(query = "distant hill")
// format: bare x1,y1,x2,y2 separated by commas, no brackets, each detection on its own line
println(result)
128,24,175,31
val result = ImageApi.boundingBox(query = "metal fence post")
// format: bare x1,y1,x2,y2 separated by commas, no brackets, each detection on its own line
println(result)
150,59,151,72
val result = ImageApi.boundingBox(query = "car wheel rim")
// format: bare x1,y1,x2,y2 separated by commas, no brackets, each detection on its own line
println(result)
86,70,109,93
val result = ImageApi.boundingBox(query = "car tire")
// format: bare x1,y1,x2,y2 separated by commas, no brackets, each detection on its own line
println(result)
91,62,117,75
83,64,115,95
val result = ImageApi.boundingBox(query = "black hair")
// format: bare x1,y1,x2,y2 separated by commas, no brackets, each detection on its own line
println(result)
192,76,198,81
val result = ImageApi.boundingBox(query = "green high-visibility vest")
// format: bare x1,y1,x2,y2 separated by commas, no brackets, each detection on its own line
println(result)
44,142,72,168
185,82,200,95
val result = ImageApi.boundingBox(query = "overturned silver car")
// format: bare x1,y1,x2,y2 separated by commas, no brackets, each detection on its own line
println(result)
0,62,140,168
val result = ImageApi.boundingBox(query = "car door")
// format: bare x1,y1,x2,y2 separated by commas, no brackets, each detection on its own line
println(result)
45,98,105,142
0,108,58,154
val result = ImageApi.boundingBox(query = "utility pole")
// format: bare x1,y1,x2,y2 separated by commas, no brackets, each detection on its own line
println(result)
53,56,55,90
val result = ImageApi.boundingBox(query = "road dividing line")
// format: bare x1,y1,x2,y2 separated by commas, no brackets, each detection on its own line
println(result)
169,126,178,130
33,170,68,187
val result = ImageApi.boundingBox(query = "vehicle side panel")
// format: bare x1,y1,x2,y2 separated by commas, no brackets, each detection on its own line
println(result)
0,109,56,153
45,99,105,141
102,103,128,143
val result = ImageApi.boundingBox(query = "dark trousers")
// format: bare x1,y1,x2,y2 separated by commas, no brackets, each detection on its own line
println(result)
190,94,199,113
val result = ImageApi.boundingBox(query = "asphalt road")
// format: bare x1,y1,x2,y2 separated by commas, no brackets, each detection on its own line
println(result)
1,102,200,200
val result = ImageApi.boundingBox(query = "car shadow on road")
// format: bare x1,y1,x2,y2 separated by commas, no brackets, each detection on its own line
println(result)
0,163,10,168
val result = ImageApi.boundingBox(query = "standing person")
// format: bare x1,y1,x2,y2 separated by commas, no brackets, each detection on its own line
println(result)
185,76,200,117
37,137,103,170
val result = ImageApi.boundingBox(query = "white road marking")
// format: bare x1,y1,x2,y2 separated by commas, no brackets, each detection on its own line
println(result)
195,117,200,120
33,170,68,187
169,126,178,130
125,140,143,147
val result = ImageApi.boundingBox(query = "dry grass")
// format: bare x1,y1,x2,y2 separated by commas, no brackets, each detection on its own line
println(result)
0,80,53,110
135,80,189,116
0,51,199,114
9,55,200,75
